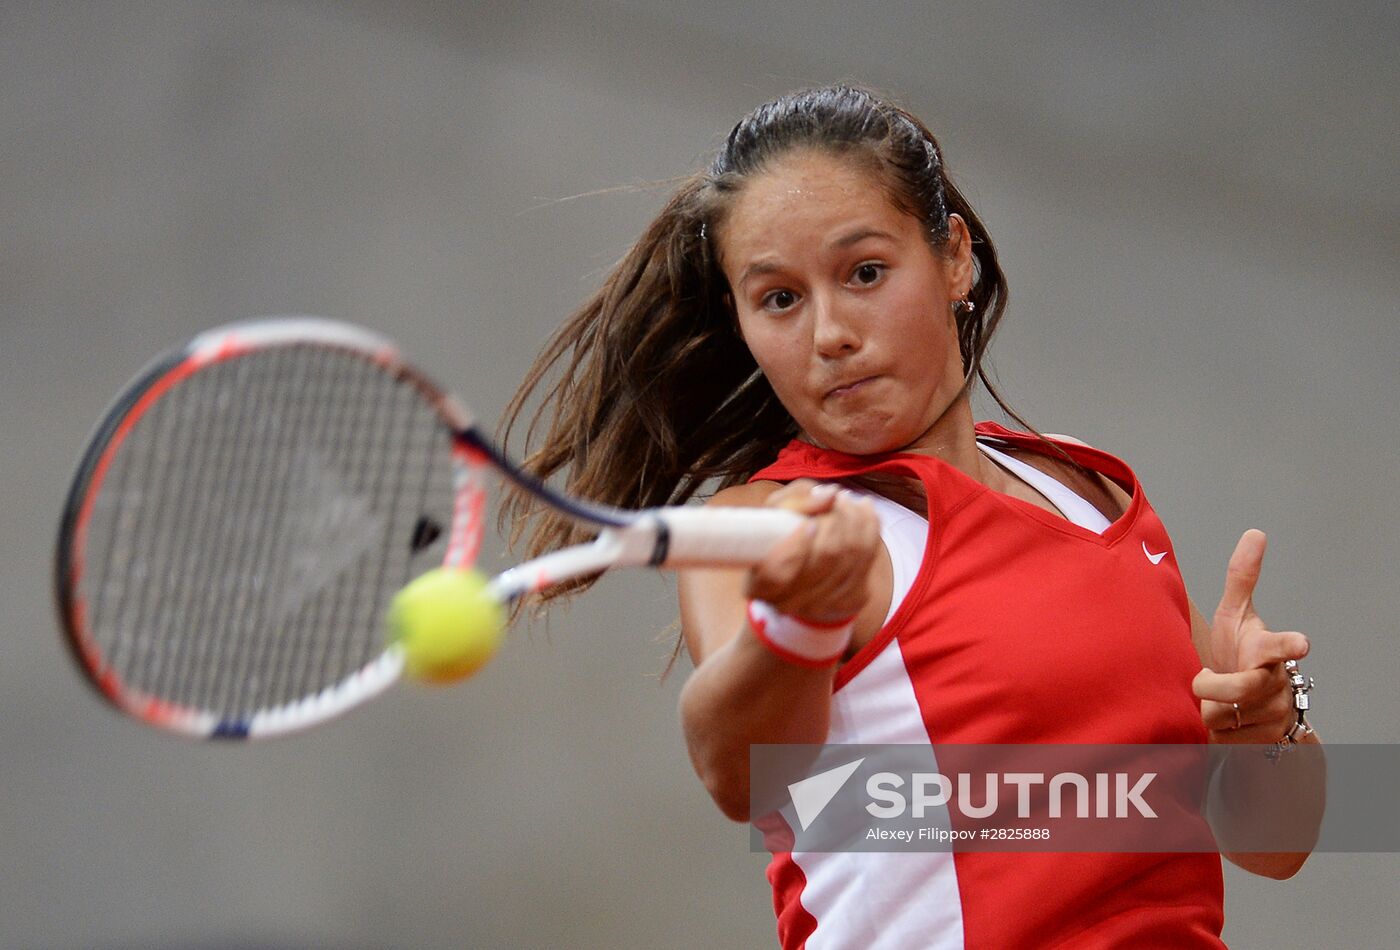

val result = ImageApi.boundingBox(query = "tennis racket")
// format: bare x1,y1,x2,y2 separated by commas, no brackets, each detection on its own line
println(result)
54,316,802,740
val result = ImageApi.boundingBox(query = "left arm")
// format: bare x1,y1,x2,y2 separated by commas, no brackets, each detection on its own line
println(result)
1187,530,1324,879
1049,435,1324,878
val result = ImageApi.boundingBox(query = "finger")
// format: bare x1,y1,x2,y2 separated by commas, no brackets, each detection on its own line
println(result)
1210,685,1298,743
1201,699,1239,733
1252,683,1299,725
1216,528,1266,619
787,498,879,617
1192,665,1283,704
1237,629,1310,670
1201,686,1295,732
826,498,882,610
769,479,840,515
1213,720,1296,744
747,517,821,602
746,495,879,617
800,497,880,611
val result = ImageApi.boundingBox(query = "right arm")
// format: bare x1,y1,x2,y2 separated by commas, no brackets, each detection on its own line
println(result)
677,480,884,821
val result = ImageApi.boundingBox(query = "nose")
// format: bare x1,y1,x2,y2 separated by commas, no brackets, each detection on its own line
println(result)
810,293,862,359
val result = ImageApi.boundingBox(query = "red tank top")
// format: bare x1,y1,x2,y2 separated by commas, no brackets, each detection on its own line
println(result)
750,422,1225,949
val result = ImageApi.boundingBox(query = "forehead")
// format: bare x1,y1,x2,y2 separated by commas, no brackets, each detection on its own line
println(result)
716,151,917,268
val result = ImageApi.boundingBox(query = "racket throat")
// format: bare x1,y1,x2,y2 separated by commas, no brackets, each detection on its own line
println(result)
487,517,671,604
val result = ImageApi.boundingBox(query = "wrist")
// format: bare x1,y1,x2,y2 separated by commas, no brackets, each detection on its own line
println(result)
746,599,856,668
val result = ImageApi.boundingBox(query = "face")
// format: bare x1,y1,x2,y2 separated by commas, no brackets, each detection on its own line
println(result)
716,150,973,456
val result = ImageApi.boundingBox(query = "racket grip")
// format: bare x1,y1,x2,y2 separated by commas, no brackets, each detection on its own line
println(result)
654,507,805,567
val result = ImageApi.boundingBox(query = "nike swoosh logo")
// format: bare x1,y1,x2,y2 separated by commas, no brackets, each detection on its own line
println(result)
1142,541,1168,565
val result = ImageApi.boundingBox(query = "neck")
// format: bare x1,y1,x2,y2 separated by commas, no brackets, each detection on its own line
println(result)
896,393,1010,492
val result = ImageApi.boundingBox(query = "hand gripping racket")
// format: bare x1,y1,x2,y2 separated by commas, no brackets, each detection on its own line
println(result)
54,317,801,740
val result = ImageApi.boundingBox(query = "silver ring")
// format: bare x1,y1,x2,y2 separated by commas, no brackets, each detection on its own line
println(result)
1231,702,1242,731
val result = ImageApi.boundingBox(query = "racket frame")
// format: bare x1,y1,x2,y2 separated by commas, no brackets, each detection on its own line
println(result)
55,317,800,740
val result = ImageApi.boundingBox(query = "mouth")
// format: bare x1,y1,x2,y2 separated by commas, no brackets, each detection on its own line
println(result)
824,375,881,400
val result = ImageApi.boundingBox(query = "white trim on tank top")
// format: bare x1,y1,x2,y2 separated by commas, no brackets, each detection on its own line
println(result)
860,439,1110,626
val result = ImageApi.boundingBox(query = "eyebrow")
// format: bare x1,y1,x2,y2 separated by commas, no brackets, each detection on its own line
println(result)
737,228,897,288
738,261,780,288
831,227,896,249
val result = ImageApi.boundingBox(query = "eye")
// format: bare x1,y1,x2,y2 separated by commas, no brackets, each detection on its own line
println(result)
761,288,799,312
850,262,886,287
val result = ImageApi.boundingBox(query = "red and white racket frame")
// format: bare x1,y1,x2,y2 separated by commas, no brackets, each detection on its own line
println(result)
56,317,802,740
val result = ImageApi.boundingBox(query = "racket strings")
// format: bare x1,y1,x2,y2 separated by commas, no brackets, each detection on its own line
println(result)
183,353,276,713
287,350,401,706
150,357,242,709
180,352,291,712
217,346,319,715
309,363,422,696
125,361,229,699
79,344,457,721
103,376,186,687
263,346,359,710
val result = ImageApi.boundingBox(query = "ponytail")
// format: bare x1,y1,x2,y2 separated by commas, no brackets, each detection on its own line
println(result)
497,177,795,601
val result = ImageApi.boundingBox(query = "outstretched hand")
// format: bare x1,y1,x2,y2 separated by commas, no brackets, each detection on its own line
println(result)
1192,529,1310,743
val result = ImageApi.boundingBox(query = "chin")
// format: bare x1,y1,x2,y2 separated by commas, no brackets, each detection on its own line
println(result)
817,425,912,457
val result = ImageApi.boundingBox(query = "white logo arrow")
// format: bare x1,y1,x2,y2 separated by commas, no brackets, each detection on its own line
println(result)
1142,541,1168,565
788,757,865,831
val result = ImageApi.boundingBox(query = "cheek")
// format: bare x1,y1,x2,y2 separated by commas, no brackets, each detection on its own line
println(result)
737,316,791,373
733,312,764,364
941,305,967,368
750,344,803,395
900,288,959,359
740,327,817,412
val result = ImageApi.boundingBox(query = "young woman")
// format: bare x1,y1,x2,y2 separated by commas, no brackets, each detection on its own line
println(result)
501,86,1322,948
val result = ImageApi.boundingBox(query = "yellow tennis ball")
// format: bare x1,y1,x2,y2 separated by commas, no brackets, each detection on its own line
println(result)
387,567,505,683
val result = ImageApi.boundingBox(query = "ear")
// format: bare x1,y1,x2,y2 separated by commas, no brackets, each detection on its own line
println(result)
944,214,975,296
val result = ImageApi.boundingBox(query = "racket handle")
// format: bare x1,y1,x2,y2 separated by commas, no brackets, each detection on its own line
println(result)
654,507,805,567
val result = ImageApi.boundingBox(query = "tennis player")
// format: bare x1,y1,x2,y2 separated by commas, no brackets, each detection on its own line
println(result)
502,85,1323,948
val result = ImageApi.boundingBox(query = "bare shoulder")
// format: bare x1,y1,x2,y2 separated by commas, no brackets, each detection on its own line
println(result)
680,480,786,665
1009,432,1132,520
705,480,785,508
1046,432,1135,513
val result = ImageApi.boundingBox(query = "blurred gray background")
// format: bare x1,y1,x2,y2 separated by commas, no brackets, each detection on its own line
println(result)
2,1,1396,947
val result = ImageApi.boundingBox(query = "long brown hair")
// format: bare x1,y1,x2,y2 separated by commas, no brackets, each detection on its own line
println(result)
499,85,1045,605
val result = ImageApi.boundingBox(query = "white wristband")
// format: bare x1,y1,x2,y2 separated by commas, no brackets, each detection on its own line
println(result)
746,599,856,668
